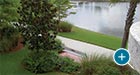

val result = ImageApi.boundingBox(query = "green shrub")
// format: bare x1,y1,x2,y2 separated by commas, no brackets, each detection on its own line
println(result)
57,57,80,73
22,50,80,74
0,21,19,52
22,51,59,73
58,21,73,32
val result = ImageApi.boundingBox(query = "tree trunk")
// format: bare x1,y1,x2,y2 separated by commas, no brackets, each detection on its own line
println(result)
121,0,138,48
120,0,138,74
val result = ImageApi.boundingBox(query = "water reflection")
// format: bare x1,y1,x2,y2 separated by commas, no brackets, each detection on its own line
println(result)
65,2,140,38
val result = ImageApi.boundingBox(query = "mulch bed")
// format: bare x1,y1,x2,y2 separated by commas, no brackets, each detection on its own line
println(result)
60,51,81,62
10,37,24,52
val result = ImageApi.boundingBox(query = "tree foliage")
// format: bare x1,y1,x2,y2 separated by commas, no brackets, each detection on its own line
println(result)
49,0,73,20
0,0,20,21
16,0,60,51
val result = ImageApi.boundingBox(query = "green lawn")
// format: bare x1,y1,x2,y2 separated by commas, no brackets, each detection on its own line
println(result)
0,48,69,75
59,26,122,50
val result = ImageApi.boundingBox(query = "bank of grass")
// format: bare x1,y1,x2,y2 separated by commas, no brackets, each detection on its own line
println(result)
0,47,69,75
59,26,122,50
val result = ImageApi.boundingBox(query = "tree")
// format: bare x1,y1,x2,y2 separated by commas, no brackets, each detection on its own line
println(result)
16,0,60,51
110,0,139,73
121,0,139,48
0,0,20,21
110,0,139,48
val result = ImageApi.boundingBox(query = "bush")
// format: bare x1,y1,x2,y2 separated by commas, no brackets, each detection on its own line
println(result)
22,51,59,73
22,50,80,74
58,21,73,32
0,21,19,52
57,57,80,73
52,39,64,52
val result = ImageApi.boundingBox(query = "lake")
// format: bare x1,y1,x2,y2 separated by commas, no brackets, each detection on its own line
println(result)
64,1,140,38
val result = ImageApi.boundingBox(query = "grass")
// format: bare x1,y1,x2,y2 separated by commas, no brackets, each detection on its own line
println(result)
79,55,121,75
59,26,122,50
78,55,139,75
0,47,69,75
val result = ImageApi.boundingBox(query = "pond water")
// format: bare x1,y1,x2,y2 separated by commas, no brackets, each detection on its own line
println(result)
64,1,140,38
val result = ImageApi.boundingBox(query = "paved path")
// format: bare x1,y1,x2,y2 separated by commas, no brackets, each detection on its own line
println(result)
58,36,115,58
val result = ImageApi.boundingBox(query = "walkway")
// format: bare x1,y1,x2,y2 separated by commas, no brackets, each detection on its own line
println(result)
58,36,115,58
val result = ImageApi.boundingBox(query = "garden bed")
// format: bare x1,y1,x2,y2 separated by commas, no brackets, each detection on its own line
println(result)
60,50,81,62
